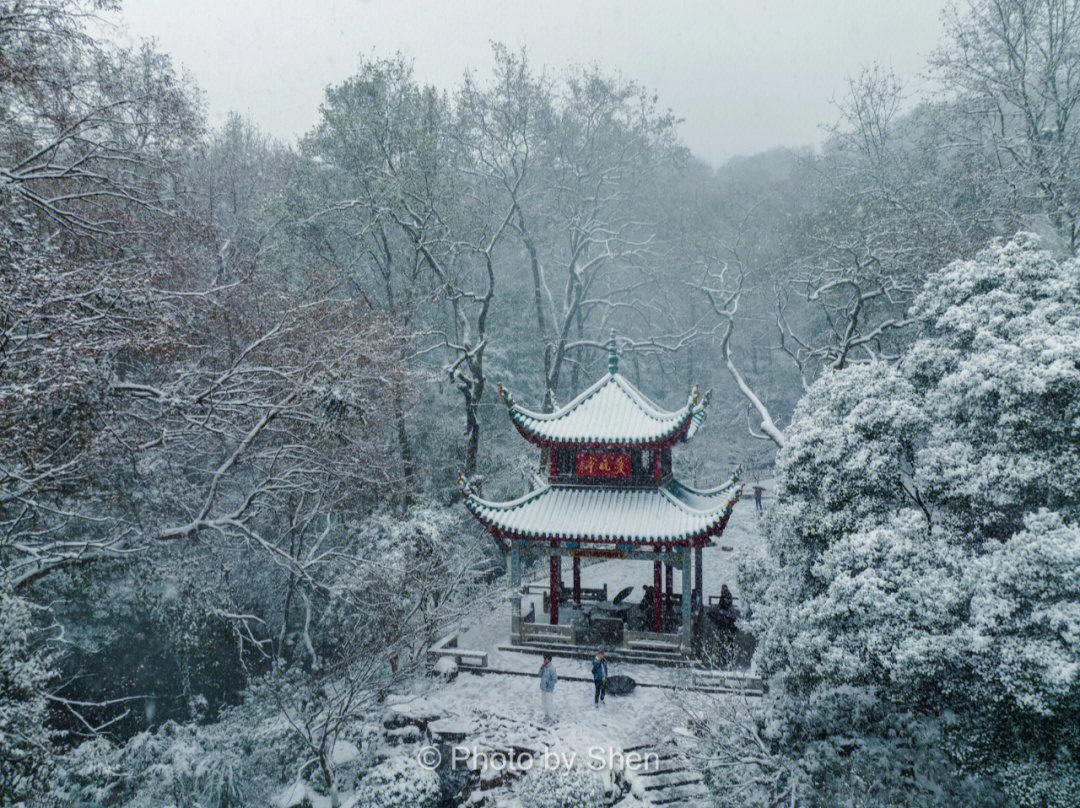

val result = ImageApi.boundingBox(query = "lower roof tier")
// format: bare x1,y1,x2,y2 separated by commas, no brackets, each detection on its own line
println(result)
464,477,742,547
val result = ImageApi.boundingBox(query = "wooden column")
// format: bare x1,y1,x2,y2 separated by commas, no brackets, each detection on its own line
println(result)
694,545,703,612
653,559,663,633
510,539,522,641
665,562,674,613
549,551,560,625
572,555,581,604
680,547,693,653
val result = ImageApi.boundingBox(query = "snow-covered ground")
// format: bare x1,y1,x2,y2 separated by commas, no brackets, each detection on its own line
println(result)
395,669,686,760
385,669,715,807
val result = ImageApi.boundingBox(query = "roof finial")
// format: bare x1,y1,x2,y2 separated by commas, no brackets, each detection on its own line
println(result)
608,329,619,375
497,381,515,408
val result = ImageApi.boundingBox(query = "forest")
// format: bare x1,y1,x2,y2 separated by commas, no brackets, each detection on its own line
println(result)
2,0,1079,806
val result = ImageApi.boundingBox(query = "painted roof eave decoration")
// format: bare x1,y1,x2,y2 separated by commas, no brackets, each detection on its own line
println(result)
464,479,743,548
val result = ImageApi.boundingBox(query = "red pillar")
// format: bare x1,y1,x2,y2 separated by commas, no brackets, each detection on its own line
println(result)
695,545,703,612
653,560,663,633
572,556,581,604
549,553,560,625
665,562,674,612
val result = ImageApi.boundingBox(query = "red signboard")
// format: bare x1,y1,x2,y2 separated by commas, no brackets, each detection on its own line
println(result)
575,451,632,478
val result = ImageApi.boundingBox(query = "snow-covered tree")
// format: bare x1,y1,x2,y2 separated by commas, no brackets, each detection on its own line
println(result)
933,0,1080,253
737,235,1080,805
907,232,1080,539
0,580,55,804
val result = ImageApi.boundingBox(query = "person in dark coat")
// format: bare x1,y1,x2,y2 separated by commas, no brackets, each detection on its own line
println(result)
718,584,734,613
753,485,764,511
591,650,608,707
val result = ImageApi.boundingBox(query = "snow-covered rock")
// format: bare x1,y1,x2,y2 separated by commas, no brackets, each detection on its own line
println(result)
384,702,441,731
429,716,476,742
434,655,459,677
386,724,422,745
274,780,332,808
331,739,361,766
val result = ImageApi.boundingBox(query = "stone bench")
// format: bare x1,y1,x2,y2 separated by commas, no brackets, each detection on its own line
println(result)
426,633,488,671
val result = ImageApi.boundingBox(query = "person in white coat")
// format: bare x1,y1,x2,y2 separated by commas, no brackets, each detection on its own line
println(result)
538,655,557,723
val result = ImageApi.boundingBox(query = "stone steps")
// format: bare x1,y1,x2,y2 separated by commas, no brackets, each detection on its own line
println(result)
650,782,713,805
638,760,689,775
641,770,703,789
690,668,766,693
501,639,687,667
621,742,713,807
627,639,683,654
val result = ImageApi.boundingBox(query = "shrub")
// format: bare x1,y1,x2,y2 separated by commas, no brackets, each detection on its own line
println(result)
518,761,611,808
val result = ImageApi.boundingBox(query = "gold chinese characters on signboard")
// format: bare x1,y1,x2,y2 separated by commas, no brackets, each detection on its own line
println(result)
575,451,632,478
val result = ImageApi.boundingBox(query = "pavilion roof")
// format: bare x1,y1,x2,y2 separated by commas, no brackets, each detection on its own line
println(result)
463,477,742,547
499,373,710,448
497,331,710,448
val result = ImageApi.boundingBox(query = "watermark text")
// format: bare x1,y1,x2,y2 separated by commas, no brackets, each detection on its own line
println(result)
416,743,659,773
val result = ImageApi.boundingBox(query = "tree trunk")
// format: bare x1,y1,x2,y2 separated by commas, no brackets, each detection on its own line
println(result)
392,381,414,505
463,389,481,481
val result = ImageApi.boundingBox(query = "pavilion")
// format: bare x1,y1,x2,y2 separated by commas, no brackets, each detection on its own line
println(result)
461,334,742,656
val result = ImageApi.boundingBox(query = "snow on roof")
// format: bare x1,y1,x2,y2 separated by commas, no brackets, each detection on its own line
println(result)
464,478,741,546
500,373,710,447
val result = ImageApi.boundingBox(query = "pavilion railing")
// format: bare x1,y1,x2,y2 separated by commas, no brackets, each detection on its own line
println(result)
707,594,740,608
525,582,607,601
541,585,606,613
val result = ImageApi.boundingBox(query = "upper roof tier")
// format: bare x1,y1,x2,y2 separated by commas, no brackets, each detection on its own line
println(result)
498,334,710,448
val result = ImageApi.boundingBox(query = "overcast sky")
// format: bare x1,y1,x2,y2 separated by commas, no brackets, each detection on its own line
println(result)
117,0,949,167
